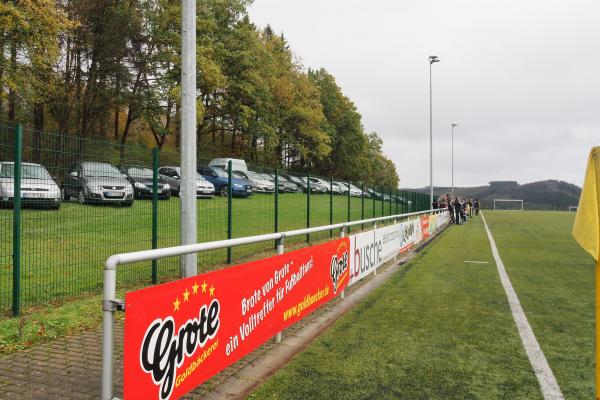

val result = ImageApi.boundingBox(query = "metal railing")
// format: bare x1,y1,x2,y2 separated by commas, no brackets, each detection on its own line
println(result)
101,208,445,400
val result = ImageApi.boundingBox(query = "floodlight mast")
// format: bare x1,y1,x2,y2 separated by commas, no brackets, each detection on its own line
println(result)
428,55,440,207
180,0,197,277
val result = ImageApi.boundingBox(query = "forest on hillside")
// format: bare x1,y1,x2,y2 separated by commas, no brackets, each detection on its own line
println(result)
0,0,399,187
414,180,582,210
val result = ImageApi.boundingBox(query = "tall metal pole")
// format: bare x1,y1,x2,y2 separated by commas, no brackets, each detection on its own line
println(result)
428,55,439,209
180,0,197,277
429,60,433,208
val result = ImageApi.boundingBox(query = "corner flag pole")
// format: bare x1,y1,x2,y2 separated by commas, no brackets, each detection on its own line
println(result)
597,262,600,400
572,146,600,399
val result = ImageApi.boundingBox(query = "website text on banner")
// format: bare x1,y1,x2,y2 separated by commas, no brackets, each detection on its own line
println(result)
123,238,349,400
349,212,449,286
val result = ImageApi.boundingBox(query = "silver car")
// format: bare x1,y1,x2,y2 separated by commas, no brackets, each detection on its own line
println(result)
0,162,61,209
62,161,134,206
158,166,215,198
233,171,275,193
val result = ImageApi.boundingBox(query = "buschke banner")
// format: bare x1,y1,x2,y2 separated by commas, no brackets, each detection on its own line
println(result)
123,238,349,400
348,213,449,287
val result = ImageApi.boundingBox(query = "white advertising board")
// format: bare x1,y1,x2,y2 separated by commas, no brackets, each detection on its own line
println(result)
399,219,419,252
348,229,377,287
348,213,448,287
375,223,402,264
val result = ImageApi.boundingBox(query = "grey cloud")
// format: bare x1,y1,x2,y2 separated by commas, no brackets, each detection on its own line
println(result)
248,0,600,188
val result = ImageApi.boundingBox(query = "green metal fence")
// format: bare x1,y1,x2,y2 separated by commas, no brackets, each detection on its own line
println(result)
0,123,431,316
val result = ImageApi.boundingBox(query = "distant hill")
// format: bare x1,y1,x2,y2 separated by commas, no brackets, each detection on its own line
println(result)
408,180,581,210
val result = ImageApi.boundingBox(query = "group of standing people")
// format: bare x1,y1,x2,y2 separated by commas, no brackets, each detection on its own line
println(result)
433,195,480,224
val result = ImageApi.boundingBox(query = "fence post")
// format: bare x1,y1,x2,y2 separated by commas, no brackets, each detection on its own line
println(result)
151,148,159,284
329,177,333,238
381,186,384,218
306,172,310,243
274,168,279,248
347,181,351,233
395,188,399,215
372,187,375,227
373,219,377,276
389,186,392,216
275,235,285,343
361,183,365,230
12,123,22,317
340,226,346,299
227,161,232,263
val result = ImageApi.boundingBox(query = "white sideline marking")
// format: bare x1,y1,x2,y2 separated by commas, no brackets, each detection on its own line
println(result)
464,260,489,264
481,212,564,400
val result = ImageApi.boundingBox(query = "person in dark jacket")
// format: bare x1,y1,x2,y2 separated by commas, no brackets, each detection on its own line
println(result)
474,199,480,216
452,197,461,224
447,196,455,224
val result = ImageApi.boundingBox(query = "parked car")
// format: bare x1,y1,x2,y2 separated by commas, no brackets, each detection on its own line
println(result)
346,183,363,197
263,172,298,193
274,174,299,192
281,174,310,193
331,181,346,195
308,177,329,193
233,170,274,193
118,165,171,200
0,162,61,209
158,166,214,198
198,166,253,197
208,158,248,172
63,161,134,206
256,173,279,192
367,188,383,200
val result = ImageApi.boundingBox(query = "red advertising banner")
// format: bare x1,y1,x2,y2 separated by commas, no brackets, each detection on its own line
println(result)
123,238,349,400
420,214,430,240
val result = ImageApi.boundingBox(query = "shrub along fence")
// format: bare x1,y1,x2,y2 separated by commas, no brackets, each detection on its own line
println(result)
0,123,430,316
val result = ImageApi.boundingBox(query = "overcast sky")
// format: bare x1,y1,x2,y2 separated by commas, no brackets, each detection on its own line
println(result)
247,0,599,188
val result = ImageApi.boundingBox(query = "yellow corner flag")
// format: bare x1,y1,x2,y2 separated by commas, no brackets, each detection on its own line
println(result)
573,147,600,260
572,146,600,400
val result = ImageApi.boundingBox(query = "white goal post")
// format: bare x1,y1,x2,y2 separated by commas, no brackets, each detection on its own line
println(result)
568,206,578,212
493,199,524,211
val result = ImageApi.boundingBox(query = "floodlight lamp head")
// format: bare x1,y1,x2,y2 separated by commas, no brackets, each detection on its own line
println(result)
429,55,439,63
451,123,459,128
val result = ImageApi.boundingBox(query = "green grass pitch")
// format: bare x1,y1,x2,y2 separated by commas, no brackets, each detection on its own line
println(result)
249,211,595,399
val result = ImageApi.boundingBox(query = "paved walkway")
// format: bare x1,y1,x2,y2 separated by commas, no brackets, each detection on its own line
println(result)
0,233,441,400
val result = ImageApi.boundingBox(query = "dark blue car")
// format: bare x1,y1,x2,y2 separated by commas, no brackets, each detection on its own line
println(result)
198,166,253,197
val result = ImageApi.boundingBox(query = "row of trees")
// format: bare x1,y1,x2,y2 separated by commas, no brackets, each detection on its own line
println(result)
0,0,399,187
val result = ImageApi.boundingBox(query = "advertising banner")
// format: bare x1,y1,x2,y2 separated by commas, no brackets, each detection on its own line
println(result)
399,219,419,252
349,219,419,287
376,223,402,263
420,214,430,240
429,214,438,235
412,217,422,244
348,229,377,286
123,238,349,400
438,210,449,227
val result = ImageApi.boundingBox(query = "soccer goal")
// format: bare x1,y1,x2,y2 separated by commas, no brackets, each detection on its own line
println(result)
493,199,524,211
568,206,578,212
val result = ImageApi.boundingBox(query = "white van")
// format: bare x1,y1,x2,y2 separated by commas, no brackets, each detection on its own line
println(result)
208,158,248,172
